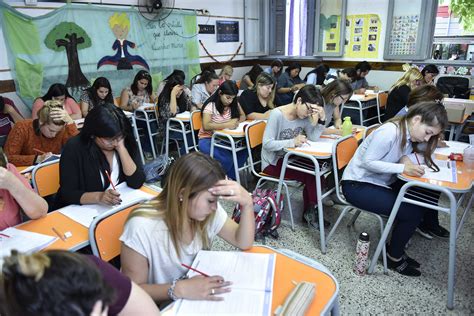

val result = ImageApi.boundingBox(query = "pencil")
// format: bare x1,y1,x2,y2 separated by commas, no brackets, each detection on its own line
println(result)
414,153,421,166
33,148,46,155
181,263,210,277
52,227,66,241
0,232,11,238
104,170,117,191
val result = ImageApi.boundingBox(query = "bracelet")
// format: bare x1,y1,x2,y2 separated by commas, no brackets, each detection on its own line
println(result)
168,275,188,301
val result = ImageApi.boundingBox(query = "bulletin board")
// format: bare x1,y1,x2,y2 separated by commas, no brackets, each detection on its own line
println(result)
387,14,419,55
321,16,341,53
344,14,381,58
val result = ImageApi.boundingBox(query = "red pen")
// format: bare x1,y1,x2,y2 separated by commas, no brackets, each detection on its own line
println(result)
414,153,421,165
0,232,10,238
33,148,46,155
104,170,117,191
181,263,210,277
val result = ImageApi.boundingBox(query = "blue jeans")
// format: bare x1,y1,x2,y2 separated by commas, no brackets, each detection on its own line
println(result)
341,180,429,258
198,137,248,180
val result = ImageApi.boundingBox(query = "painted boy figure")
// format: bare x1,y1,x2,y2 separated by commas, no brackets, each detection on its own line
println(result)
97,13,150,71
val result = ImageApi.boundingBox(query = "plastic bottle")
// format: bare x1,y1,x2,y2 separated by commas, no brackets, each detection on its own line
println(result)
341,116,353,137
463,146,474,172
354,232,370,276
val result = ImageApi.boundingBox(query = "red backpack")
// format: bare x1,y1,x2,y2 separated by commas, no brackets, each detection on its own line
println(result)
232,188,283,239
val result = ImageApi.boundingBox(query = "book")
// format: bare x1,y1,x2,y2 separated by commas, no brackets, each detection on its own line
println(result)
0,227,58,259
176,250,276,316
58,183,155,228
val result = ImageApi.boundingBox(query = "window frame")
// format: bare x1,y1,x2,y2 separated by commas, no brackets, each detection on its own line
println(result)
244,0,270,57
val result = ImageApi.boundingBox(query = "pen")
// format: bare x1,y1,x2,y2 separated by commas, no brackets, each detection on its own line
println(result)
52,227,66,241
447,161,450,169
0,232,11,238
104,170,117,191
414,153,421,166
33,148,46,155
181,263,210,277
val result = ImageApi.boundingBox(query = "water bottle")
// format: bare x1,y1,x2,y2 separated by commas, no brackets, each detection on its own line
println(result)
354,232,370,276
341,116,353,137
463,146,474,172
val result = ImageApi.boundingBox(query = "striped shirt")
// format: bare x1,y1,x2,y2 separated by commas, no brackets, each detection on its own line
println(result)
198,102,232,139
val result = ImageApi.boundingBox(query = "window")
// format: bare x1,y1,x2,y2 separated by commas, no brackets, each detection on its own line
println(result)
244,0,269,57
312,0,347,57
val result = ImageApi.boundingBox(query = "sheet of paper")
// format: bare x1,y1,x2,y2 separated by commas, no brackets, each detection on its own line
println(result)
222,121,252,133
299,138,335,153
175,111,191,120
434,141,470,156
177,251,276,316
58,183,155,227
350,94,366,101
420,160,457,183
0,227,58,258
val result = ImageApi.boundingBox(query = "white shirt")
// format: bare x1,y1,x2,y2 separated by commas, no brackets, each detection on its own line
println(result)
342,122,413,187
120,204,228,284
191,83,210,105
99,153,120,189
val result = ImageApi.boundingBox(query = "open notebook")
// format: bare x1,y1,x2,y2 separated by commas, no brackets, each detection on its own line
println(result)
0,227,57,259
406,154,457,183
176,250,276,316
58,183,155,228
298,138,335,153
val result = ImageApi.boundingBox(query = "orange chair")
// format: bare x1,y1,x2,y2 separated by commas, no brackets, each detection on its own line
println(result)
190,110,202,151
89,204,137,261
31,159,60,197
376,91,388,124
114,96,121,107
326,135,388,273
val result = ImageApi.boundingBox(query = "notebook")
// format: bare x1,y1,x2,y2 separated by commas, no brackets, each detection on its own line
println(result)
0,227,58,259
299,138,335,153
176,250,276,316
58,183,155,228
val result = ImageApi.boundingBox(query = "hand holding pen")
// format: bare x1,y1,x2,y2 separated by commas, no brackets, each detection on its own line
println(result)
178,263,232,300
403,153,425,177
99,170,121,205
294,134,308,147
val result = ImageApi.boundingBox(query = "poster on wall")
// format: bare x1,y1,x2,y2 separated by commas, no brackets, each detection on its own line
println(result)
321,15,341,53
216,20,239,42
388,15,419,55
344,14,381,58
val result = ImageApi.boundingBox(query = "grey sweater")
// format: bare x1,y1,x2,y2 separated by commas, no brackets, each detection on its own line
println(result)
261,108,325,169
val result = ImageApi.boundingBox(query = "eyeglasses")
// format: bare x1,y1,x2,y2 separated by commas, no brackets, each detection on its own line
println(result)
99,135,124,145
337,95,349,103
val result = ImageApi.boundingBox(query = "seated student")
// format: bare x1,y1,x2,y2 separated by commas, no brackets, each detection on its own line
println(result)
261,85,330,228
239,72,276,120
321,79,353,131
198,81,247,180
0,250,160,316
120,152,254,304
218,65,234,85
396,85,444,117
276,62,306,105
191,71,220,110
0,148,47,230
304,64,330,86
190,65,216,88
0,96,24,138
80,77,114,117
239,65,263,90
421,64,439,85
54,103,145,209
120,70,155,112
341,101,448,276
264,58,284,80
4,100,78,167
352,61,373,94
156,69,192,99
31,83,81,120
324,67,357,86
385,67,423,121
156,75,194,152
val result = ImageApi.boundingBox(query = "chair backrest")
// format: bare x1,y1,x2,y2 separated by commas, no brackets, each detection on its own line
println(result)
364,123,381,140
190,110,202,132
114,96,121,107
331,135,358,203
89,205,136,261
245,121,267,176
377,91,388,109
436,76,470,99
31,159,60,197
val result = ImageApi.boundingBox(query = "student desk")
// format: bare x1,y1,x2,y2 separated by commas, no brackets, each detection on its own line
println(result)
163,245,340,316
210,120,257,184
165,111,196,157
15,186,159,253
368,156,473,310
447,114,470,141
340,93,378,126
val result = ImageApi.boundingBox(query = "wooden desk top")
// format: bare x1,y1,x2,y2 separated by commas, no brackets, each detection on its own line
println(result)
448,114,470,125
350,93,377,102
248,246,337,315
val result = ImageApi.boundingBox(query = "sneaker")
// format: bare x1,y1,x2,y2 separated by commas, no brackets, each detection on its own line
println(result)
387,256,421,277
144,151,154,161
428,225,450,239
416,226,434,240
303,211,330,229
402,253,420,269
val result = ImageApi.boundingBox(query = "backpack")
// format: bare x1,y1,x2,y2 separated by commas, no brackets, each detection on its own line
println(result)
232,188,283,239
143,155,174,183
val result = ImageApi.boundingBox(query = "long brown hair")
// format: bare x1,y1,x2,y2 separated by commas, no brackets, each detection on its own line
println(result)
128,152,225,258
389,101,448,171
321,79,353,106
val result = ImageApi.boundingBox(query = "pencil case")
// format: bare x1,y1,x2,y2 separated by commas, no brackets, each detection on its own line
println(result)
274,281,316,316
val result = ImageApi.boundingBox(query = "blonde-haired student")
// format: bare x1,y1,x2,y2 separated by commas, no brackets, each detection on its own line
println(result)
120,152,254,304
341,101,449,276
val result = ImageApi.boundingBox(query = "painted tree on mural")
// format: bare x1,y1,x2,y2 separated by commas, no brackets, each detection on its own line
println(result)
44,22,91,90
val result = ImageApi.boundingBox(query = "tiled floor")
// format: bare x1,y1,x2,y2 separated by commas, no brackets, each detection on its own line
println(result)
212,187,474,314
